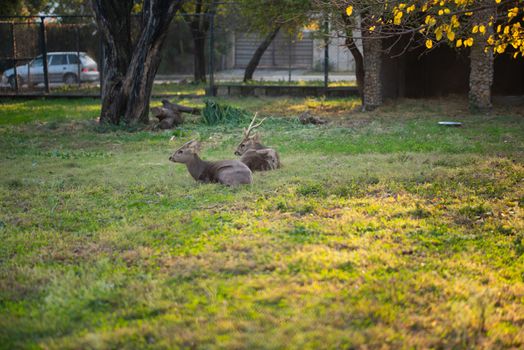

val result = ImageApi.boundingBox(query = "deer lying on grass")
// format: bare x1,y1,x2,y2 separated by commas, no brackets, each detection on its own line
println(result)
169,140,252,186
235,113,281,171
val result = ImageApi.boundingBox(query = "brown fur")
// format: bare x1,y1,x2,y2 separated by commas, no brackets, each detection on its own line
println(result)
170,140,252,186
235,133,280,171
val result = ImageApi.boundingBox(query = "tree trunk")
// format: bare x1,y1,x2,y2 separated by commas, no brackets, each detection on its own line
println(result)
342,15,364,100
185,1,210,83
345,35,364,100
191,30,207,82
362,31,382,110
243,26,281,82
469,3,494,112
92,0,181,125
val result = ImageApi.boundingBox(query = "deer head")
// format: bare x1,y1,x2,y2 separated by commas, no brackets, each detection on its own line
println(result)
169,140,201,164
235,113,266,156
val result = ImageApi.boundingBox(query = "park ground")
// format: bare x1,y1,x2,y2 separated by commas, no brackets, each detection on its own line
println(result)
0,95,523,349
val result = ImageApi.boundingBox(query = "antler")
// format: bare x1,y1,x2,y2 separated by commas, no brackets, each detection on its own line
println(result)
244,112,267,138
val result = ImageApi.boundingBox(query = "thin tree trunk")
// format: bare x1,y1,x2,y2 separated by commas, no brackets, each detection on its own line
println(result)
92,0,181,125
345,35,364,99
184,0,210,83
342,15,364,100
191,30,207,83
243,26,281,82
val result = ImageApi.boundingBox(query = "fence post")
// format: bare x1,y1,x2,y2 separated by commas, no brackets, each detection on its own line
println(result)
40,16,50,93
76,26,81,87
10,22,19,93
207,9,216,96
324,19,329,89
288,36,292,82
99,36,104,97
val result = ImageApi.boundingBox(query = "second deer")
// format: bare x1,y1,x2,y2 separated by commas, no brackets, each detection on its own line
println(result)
235,113,281,171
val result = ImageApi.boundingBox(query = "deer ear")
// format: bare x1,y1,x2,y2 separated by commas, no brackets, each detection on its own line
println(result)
191,140,202,153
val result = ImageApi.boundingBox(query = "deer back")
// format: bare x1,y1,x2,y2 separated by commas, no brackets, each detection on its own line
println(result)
202,160,253,185
240,148,280,171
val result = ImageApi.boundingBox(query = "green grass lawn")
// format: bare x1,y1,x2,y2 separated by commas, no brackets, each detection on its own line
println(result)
0,96,523,349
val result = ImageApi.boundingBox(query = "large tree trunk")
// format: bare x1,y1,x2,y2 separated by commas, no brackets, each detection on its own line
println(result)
243,26,281,82
92,0,181,125
362,30,382,110
469,3,494,112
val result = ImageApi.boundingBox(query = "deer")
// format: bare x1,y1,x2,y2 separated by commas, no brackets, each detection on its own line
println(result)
169,140,253,186
235,113,281,171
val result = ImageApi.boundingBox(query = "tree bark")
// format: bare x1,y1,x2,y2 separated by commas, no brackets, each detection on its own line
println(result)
342,15,364,100
345,35,364,99
469,3,494,112
184,0,210,83
243,26,281,82
92,0,181,125
191,30,207,82
362,30,382,110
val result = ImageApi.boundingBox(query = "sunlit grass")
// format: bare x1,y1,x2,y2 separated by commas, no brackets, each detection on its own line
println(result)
0,96,523,349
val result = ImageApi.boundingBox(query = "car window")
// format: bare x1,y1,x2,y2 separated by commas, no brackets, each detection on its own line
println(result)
68,54,80,64
32,58,43,67
80,55,97,66
50,55,67,65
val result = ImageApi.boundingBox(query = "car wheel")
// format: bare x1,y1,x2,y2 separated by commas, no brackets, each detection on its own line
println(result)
63,74,78,85
8,75,23,89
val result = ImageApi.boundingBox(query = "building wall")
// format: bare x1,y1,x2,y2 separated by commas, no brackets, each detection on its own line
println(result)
230,30,357,72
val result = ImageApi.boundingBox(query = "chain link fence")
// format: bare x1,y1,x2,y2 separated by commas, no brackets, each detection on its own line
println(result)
0,12,356,97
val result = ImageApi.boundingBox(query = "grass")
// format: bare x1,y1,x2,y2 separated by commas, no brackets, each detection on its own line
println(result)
0,96,523,349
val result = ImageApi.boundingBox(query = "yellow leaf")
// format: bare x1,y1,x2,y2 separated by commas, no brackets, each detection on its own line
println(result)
495,0,501,3
464,37,474,47
447,31,455,41
436,29,443,41
346,6,353,16
472,25,479,33
479,25,486,34
508,7,518,19
426,39,433,49
369,26,376,32
456,39,463,47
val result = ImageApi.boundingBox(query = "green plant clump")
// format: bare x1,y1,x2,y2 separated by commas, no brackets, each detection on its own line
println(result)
202,99,250,125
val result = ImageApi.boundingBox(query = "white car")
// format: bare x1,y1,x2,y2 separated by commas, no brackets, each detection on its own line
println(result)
1,52,100,88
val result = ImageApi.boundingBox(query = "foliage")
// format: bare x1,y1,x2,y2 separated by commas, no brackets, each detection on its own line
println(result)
343,0,524,56
233,0,314,36
0,97,523,349
201,99,250,125
0,0,51,15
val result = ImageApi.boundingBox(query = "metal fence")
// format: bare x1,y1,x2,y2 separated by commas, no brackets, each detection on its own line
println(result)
0,12,356,98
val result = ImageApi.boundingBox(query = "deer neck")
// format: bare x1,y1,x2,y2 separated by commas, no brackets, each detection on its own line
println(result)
186,154,210,181
251,142,266,150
